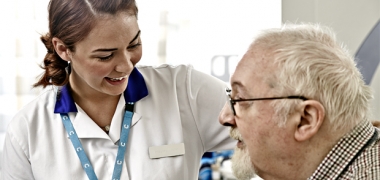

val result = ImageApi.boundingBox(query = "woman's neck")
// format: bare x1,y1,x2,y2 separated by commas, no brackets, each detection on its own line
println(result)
68,81,122,131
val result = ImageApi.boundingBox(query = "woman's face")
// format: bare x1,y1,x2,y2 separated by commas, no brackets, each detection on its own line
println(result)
68,12,142,98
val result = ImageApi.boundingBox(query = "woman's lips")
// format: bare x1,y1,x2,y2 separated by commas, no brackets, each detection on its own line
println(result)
105,77,126,85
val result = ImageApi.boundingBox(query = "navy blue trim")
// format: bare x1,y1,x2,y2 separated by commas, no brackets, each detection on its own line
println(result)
54,84,78,113
54,67,148,113
124,67,148,103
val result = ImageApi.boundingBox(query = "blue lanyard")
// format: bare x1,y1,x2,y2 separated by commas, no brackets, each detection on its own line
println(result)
60,103,134,180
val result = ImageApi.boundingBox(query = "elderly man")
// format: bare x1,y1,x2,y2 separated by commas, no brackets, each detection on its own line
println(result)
219,23,380,180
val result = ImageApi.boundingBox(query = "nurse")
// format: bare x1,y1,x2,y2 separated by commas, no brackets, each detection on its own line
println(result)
1,0,234,179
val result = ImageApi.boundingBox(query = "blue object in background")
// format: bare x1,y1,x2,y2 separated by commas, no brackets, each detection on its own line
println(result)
199,150,234,180
355,19,380,85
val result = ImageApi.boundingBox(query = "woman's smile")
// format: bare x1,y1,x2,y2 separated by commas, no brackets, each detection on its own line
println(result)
105,77,126,85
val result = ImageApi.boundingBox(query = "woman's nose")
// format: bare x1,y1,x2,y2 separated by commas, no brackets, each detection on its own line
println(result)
219,102,236,127
115,53,133,73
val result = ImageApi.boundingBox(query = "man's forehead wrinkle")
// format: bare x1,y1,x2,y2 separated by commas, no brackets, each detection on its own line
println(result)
267,81,276,89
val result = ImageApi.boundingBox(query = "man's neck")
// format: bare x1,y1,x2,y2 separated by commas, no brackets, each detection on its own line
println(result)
295,127,347,179
260,126,346,180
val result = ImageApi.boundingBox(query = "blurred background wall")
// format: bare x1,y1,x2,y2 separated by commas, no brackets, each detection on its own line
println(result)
0,0,379,179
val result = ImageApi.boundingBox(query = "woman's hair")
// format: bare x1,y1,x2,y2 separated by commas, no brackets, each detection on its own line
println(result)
253,23,373,131
34,0,138,87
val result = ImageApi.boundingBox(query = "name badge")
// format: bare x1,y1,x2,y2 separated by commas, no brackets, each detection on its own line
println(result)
149,143,185,159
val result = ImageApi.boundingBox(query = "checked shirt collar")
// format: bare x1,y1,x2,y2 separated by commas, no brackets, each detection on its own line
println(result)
308,120,377,180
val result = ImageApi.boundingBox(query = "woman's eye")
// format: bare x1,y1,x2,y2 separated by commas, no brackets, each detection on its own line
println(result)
98,54,113,61
127,43,141,49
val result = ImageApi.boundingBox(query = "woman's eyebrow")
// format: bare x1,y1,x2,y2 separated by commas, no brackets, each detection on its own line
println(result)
92,48,118,53
91,30,141,52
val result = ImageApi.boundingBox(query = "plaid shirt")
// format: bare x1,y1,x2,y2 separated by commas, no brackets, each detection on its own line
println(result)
308,120,380,180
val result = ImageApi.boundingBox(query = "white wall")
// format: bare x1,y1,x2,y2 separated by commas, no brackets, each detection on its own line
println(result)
282,0,380,120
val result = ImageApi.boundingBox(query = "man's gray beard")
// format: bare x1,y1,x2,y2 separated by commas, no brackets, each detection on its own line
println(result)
231,146,257,180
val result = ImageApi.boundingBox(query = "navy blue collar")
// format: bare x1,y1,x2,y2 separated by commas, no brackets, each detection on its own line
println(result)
54,67,148,113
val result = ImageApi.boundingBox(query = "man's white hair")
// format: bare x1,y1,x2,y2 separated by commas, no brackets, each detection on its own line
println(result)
251,23,373,131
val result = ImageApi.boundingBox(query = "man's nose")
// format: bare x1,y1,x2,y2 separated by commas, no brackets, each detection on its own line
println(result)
219,102,236,126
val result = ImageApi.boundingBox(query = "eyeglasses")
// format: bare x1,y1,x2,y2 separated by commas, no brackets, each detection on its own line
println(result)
225,88,308,116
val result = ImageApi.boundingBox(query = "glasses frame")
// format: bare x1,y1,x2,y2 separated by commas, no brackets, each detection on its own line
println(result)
226,88,308,116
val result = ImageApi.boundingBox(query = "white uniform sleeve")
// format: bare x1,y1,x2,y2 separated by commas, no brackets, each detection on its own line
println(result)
186,66,235,152
1,120,34,180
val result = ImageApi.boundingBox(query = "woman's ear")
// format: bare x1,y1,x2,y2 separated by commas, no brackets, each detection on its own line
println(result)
52,37,71,62
294,100,325,142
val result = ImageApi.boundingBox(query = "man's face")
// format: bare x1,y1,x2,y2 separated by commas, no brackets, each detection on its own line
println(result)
219,46,296,178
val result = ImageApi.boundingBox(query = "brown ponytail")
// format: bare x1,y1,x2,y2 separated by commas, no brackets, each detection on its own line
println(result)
34,33,69,88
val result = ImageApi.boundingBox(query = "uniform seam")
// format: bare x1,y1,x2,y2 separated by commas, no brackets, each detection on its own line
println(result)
184,65,206,152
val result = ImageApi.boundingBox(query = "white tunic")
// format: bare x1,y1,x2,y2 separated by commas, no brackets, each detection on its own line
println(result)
1,64,235,180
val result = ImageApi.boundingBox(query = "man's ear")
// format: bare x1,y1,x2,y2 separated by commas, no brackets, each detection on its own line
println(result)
294,100,325,142
52,37,71,62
